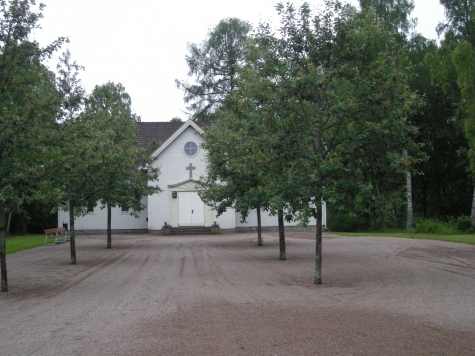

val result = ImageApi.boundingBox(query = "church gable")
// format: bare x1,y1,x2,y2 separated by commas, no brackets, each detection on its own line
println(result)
146,121,210,230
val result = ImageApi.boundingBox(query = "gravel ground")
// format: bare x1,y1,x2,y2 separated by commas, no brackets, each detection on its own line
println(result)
0,232,474,355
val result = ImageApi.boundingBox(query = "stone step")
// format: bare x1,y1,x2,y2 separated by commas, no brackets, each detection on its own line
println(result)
171,226,212,235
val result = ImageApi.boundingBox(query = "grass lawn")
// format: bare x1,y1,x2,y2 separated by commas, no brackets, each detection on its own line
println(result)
333,231,475,245
5,234,45,255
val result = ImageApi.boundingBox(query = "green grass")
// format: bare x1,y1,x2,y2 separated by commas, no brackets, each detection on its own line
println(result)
332,230,475,244
5,234,45,255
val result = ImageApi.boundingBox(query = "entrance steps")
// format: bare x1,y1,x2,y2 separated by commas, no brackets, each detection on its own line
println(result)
171,226,212,235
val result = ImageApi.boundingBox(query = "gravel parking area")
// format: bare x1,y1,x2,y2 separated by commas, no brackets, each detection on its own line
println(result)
0,232,474,355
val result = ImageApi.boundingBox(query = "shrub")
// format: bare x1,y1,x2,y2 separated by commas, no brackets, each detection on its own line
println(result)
456,216,473,233
414,218,458,234
414,219,440,233
327,214,370,232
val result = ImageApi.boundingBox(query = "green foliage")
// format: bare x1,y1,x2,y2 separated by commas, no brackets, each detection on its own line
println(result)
414,218,459,234
455,215,474,232
170,117,182,122
327,214,370,232
359,0,416,34
241,0,421,220
453,40,475,174
201,1,421,283
176,17,252,121
83,81,161,214
434,0,475,222
0,1,66,208
413,36,470,219
437,0,475,44
8,200,57,234
77,82,161,246
0,0,66,291
49,52,98,219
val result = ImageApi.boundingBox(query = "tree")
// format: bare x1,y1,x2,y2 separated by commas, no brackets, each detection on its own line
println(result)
170,117,182,122
235,1,420,284
359,0,416,34
435,0,475,223
176,18,252,121
48,49,95,265
407,34,469,221
359,0,420,229
0,0,65,292
83,82,161,248
199,103,271,247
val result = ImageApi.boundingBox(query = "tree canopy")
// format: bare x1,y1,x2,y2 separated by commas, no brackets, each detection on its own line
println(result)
200,0,421,283
82,82,160,248
176,17,252,121
0,0,66,291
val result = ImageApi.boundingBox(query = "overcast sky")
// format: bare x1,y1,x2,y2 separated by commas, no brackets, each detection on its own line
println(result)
33,0,446,122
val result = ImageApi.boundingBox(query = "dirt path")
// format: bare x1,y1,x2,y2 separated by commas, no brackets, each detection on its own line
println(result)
1,232,474,355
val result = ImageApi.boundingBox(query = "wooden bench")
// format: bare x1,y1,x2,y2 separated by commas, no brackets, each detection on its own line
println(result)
44,227,70,246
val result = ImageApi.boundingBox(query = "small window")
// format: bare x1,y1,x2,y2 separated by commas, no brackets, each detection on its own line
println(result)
184,141,198,157
121,206,129,213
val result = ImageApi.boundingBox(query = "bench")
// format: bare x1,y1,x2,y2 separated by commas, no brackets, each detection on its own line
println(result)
44,227,70,246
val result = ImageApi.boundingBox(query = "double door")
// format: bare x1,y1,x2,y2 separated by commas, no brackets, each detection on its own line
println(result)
178,192,204,226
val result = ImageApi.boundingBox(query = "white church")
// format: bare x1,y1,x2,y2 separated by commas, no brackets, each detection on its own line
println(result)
58,119,326,233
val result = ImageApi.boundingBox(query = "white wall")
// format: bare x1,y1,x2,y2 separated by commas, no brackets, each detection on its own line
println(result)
235,204,326,228
57,198,148,231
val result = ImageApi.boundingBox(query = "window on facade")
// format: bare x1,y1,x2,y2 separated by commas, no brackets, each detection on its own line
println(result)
184,141,198,157
121,205,129,213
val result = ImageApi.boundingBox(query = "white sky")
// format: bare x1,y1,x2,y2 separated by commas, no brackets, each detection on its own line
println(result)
33,0,446,122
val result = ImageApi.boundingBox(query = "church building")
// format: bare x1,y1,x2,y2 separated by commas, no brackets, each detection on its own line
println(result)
57,119,326,233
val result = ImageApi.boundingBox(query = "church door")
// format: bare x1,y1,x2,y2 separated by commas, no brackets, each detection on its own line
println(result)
178,192,204,226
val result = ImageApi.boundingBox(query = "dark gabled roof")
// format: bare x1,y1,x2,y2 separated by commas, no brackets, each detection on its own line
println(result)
136,121,212,148
136,122,182,148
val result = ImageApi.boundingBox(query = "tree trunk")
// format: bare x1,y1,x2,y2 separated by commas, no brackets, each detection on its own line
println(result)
406,170,414,230
404,149,414,230
278,209,286,260
107,203,112,249
471,185,475,224
6,212,11,237
0,201,8,292
69,205,77,265
406,169,414,229
314,199,323,285
257,203,263,246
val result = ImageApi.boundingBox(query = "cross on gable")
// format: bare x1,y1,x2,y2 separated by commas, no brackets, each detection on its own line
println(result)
186,163,196,178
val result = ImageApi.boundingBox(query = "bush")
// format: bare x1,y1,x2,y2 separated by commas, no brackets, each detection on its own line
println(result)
414,219,440,233
327,213,370,232
456,216,473,233
414,218,458,234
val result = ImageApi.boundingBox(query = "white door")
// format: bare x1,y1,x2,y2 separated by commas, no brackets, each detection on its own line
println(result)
178,192,204,226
